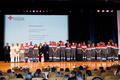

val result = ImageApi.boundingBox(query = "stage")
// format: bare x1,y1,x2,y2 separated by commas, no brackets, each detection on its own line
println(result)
0,61,120,72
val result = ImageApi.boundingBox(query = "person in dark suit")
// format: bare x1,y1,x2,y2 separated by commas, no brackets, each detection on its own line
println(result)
38,43,43,62
42,42,49,62
4,43,10,62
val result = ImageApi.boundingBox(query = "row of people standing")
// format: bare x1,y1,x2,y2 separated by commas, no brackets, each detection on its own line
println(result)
77,42,119,61
48,41,119,61
4,41,119,62
4,42,49,62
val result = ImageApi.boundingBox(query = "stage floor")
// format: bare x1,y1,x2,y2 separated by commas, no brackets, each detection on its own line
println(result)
0,61,120,72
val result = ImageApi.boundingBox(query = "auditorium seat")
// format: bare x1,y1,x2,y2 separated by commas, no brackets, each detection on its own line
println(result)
0,66,120,80
86,76,94,80
6,73,16,79
64,72,71,76
48,72,56,78
86,76,102,80
92,77,102,80
48,77,56,80
0,76,9,80
42,73,46,78
91,70,101,76
32,78,43,80
9,78,24,80
57,77,64,80
104,76,115,80
17,72,26,76
101,72,114,79
115,75,120,80
81,70,86,76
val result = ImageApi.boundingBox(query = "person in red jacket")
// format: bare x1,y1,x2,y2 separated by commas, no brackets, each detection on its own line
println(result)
33,44,39,62
86,44,91,61
65,44,71,61
24,43,29,62
81,42,87,61
96,43,101,61
29,42,34,62
49,41,53,61
52,42,58,61
56,43,61,61
71,42,76,61
101,43,107,61
106,42,112,61
77,43,82,61
91,43,96,61
60,42,66,61
113,43,119,61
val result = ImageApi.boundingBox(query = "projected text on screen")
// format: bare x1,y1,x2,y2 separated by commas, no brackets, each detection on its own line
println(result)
5,15,68,45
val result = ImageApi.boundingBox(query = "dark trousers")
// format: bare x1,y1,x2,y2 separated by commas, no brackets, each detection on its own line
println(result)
39,54,41,62
4,54,10,62
44,53,49,62
77,54,83,61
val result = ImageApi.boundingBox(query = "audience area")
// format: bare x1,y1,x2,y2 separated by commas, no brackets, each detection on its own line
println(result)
0,65,120,80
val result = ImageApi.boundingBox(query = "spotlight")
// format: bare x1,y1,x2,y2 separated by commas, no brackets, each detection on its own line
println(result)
106,10,109,13
97,10,100,13
36,10,39,13
102,10,105,12
29,10,32,13
26,10,28,12
39,10,41,12
111,10,113,13
33,10,35,13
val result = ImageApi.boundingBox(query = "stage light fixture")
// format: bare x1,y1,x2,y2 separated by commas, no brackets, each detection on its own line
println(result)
102,10,105,12
36,10,39,13
39,10,41,12
26,10,28,12
29,10,32,13
33,10,35,13
97,10,100,13
111,10,113,13
106,10,109,12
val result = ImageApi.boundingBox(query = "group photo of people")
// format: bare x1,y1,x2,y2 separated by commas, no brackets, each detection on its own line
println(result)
4,40,119,63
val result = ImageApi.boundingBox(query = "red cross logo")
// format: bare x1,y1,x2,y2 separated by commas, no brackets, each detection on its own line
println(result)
8,16,13,20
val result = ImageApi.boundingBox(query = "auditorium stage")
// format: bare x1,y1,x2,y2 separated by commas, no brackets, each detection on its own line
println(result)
0,61,120,72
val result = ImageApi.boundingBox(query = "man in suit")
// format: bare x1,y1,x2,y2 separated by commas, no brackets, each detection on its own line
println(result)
4,43,10,62
42,42,49,62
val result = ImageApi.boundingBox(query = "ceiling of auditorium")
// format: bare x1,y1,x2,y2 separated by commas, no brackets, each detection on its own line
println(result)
0,0,120,8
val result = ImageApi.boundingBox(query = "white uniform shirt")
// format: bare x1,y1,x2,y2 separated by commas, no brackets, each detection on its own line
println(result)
10,46,16,54
15,46,20,53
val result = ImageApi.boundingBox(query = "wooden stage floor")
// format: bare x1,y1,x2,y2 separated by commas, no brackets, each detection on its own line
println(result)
0,61,120,72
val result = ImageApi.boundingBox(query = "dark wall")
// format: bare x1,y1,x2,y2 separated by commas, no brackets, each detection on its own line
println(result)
69,9,118,44
69,9,90,43
0,13,4,60
95,11,118,44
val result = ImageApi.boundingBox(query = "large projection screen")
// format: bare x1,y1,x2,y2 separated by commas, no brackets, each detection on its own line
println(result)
4,15,68,45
